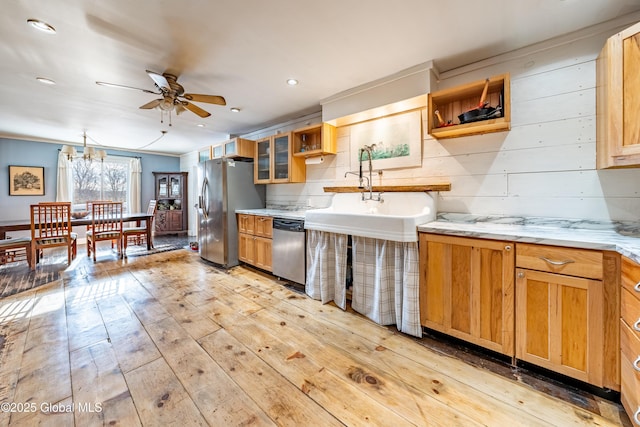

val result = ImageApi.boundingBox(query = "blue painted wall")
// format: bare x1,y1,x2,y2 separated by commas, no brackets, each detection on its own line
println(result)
0,138,180,221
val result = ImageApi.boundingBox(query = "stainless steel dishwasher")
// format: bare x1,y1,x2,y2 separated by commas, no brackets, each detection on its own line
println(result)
272,218,306,285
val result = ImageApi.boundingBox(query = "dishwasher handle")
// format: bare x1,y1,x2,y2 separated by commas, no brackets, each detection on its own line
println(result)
273,218,305,232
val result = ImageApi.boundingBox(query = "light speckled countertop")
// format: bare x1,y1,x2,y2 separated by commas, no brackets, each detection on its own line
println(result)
418,213,640,263
235,208,307,220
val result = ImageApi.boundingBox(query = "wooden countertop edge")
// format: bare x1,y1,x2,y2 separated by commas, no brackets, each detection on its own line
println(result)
323,184,451,193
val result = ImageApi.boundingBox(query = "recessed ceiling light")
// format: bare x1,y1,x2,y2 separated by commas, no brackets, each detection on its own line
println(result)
36,77,56,85
196,123,205,128
286,79,299,86
27,19,56,34
230,107,241,113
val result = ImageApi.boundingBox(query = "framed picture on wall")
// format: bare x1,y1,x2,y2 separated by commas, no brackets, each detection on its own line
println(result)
9,165,45,196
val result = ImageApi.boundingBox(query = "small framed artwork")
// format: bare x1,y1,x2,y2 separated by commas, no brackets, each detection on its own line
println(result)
9,165,45,196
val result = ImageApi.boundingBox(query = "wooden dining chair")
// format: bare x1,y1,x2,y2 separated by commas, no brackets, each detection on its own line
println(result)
87,201,123,261
38,201,77,259
30,202,75,268
122,200,157,254
0,237,32,269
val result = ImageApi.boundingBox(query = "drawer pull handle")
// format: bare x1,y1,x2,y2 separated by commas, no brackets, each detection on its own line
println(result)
635,408,640,425
635,282,640,292
635,356,640,372
539,256,575,266
635,318,640,332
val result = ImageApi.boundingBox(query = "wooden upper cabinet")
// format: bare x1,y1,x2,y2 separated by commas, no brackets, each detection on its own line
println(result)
253,133,305,184
427,74,511,139
597,21,640,168
291,123,337,157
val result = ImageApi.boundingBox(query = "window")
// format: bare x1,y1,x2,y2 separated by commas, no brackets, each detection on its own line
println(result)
71,155,131,212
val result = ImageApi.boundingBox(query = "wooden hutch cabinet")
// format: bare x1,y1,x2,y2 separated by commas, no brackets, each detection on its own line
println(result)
153,172,188,235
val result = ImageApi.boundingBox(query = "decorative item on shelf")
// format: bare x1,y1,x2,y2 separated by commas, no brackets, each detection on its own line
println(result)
61,132,107,162
457,78,503,124
71,210,89,219
434,110,454,128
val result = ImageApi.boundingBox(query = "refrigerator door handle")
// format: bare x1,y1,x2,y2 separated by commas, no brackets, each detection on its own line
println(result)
201,177,209,220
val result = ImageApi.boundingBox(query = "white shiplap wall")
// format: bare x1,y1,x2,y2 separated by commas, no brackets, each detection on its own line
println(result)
266,22,640,222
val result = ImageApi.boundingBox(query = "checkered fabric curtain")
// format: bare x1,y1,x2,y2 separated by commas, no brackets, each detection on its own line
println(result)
305,230,348,309
351,236,421,337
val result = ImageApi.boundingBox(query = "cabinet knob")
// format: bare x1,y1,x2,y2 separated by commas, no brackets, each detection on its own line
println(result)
635,281,640,292
517,272,525,279
635,318,640,332
634,356,640,373
504,245,512,251
634,408,640,426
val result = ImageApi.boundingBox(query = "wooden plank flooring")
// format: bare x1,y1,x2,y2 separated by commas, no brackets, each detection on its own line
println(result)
0,246,631,426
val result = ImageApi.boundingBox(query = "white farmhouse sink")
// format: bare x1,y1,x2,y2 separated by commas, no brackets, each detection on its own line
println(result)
304,192,437,242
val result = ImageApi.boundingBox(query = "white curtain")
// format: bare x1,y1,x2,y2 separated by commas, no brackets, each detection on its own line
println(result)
351,236,421,337
56,151,72,202
306,230,348,309
128,158,142,213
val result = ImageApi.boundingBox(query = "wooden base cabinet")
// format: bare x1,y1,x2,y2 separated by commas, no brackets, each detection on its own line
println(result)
237,214,272,272
621,256,640,425
515,244,620,391
515,269,604,386
419,233,515,356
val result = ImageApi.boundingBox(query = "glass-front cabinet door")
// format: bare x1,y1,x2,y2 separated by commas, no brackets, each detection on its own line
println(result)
273,133,290,183
169,175,182,198
255,137,272,183
157,175,169,198
212,144,223,159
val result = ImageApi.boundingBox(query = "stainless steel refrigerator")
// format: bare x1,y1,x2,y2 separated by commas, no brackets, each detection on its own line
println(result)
197,158,265,267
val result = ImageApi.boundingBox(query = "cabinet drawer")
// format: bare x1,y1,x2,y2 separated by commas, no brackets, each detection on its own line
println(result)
516,244,602,279
254,216,273,238
622,256,640,299
623,287,640,341
238,214,255,234
620,320,640,425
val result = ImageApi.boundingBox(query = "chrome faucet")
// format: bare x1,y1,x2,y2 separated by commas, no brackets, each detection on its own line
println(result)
344,171,369,190
358,144,383,202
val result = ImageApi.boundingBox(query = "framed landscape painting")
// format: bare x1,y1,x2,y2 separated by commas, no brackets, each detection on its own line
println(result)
9,165,45,196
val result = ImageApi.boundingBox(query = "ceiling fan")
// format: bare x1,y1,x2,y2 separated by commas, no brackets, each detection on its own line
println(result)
96,70,226,118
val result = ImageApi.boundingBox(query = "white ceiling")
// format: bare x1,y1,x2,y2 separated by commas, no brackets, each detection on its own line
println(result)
2,0,640,156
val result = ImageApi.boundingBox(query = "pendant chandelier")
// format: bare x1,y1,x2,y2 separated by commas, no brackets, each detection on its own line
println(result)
61,132,107,162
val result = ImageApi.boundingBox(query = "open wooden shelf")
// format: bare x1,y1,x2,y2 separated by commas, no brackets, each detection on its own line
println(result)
292,123,337,158
323,184,451,193
428,73,510,139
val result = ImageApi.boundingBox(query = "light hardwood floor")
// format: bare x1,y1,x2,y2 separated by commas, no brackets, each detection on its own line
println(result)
0,247,630,426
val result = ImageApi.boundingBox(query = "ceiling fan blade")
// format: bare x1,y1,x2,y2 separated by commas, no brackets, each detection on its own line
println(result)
182,93,226,106
96,81,158,94
139,99,162,109
146,70,170,92
181,101,211,118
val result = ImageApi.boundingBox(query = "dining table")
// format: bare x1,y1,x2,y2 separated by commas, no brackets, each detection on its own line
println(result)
0,212,155,250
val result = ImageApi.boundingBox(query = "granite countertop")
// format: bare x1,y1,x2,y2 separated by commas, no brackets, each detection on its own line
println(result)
235,208,307,220
418,213,640,263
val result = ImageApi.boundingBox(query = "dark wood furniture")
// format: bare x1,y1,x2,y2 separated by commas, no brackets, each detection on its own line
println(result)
153,172,188,236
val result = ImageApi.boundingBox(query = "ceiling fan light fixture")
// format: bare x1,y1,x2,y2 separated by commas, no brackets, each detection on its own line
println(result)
36,77,56,85
27,19,56,34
